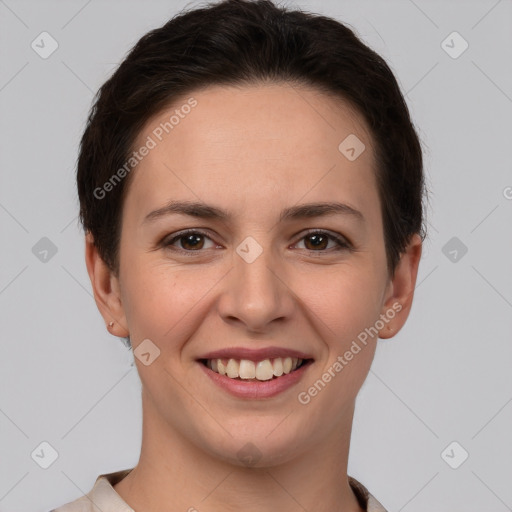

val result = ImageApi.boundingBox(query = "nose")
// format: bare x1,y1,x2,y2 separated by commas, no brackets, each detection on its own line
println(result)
217,240,295,333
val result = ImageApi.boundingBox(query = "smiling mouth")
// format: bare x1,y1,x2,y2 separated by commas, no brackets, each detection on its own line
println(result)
199,357,314,381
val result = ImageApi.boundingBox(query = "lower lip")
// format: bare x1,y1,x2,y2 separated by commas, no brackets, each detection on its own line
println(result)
198,360,313,399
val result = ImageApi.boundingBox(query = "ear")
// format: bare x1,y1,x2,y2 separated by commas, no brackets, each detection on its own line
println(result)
378,233,422,339
85,232,129,338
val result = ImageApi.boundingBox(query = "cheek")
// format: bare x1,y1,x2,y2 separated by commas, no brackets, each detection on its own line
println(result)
293,265,383,344
120,256,219,345
293,267,382,401
291,270,381,432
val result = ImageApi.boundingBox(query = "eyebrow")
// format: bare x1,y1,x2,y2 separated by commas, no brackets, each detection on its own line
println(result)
142,200,365,225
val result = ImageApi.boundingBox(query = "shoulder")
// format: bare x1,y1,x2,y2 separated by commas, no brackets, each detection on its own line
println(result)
50,469,134,512
349,476,388,512
49,494,92,512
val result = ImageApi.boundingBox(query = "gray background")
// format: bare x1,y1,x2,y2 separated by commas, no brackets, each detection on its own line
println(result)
1,0,511,511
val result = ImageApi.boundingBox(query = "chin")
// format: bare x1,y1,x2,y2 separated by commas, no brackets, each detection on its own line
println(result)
193,417,313,469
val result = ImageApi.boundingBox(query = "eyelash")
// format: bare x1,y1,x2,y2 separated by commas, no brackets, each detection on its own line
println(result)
161,229,352,256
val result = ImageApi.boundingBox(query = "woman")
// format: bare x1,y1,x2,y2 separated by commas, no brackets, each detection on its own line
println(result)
53,0,426,510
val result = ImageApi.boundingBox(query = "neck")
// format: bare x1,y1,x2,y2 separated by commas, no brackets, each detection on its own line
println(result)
114,395,365,512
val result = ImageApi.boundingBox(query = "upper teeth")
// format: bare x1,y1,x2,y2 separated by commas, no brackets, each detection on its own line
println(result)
207,357,302,381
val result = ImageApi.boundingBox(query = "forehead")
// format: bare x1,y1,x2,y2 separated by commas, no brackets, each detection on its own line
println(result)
126,83,379,224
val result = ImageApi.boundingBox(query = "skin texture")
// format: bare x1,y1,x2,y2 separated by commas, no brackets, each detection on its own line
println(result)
85,83,422,512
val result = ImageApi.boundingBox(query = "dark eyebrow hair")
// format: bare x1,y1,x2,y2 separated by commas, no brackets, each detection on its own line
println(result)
142,200,365,225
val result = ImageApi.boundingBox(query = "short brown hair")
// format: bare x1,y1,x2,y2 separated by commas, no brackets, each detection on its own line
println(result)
77,0,428,278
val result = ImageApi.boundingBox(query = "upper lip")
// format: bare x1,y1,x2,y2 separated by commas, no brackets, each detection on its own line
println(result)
198,346,314,361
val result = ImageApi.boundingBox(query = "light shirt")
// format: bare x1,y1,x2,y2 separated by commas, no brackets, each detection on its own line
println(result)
50,468,387,512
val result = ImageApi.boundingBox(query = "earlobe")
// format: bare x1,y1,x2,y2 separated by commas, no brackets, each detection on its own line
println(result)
378,233,423,339
84,232,129,338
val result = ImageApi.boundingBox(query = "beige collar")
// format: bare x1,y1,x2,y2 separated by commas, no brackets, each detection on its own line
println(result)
52,468,388,512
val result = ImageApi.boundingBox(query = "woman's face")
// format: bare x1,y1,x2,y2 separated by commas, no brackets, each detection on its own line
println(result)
94,83,420,466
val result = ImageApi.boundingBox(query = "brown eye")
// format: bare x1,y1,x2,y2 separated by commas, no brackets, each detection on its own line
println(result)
303,233,329,250
179,233,205,250
164,230,216,252
295,230,350,252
